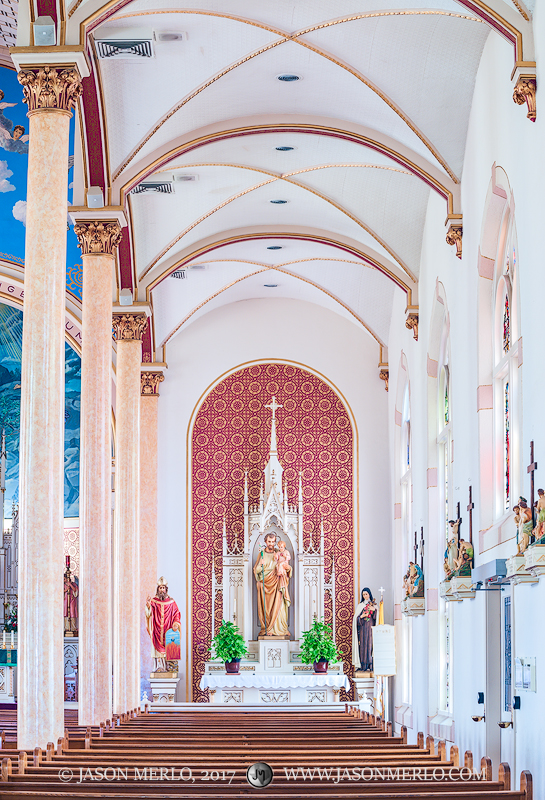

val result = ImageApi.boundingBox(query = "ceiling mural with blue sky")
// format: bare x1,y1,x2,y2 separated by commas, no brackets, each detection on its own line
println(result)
0,65,81,518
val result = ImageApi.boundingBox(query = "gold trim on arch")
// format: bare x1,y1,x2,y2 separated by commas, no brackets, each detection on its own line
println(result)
146,232,414,301
184,357,360,701
119,124,455,216
138,164,415,282
159,264,387,348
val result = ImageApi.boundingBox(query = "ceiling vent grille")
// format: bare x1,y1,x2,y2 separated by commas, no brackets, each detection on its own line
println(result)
171,270,187,279
189,264,207,270
131,182,173,195
96,39,154,59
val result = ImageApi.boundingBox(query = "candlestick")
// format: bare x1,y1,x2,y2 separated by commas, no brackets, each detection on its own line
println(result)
10,630,13,648
2,631,4,647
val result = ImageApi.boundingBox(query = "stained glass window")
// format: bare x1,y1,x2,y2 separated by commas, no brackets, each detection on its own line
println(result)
504,381,510,510
503,294,510,354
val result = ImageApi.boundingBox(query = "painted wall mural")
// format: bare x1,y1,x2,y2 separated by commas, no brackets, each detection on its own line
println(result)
191,363,354,701
0,65,82,300
0,65,82,518
0,303,81,518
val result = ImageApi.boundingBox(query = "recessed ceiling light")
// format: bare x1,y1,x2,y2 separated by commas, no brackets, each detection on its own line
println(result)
276,74,301,82
275,146,296,151
267,246,282,250
270,199,289,204
264,284,278,288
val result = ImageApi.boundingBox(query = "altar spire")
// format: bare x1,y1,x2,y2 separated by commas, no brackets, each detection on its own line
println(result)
263,397,284,497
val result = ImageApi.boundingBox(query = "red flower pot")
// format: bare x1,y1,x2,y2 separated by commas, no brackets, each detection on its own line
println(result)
225,659,241,674
313,660,329,674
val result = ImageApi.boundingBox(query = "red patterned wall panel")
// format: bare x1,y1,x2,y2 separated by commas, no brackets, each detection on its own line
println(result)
191,363,354,701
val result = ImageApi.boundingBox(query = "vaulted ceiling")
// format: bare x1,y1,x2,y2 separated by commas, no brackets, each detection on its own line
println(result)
16,0,535,362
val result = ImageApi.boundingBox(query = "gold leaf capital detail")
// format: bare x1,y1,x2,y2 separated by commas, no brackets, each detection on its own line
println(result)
141,371,165,396
17,66,82,113
74,221,122,256
112,313,148,342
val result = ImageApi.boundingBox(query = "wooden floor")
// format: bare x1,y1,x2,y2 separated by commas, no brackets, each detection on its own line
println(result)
0,706,533,799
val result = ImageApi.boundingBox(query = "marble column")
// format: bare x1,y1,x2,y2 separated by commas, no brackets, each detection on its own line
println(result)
74,222,122,726
139,371,164,697
112,314,148,714
16,65,82,750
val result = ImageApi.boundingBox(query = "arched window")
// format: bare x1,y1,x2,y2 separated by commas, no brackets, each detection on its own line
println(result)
477,167,522,545
493,223,520,519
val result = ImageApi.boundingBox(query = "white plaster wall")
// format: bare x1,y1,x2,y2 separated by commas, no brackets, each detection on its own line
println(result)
157,297,392,700
388,20,545,794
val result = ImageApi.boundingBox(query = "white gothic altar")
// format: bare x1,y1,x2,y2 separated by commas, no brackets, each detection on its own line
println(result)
200,399,348,704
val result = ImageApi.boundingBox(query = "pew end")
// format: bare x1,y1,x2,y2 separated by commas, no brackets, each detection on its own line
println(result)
499,761,511,790
520,769,533,800
481,755,493,781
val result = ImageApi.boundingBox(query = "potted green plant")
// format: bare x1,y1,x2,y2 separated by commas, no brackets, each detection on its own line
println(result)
209,620,248,674
300,619,341,674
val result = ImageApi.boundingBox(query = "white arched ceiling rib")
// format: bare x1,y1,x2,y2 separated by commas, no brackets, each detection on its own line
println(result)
96,14,280,174
299,15,489,179
113,0,474,30
129,165,272,275
132,175,422,279
152,257,397,346
103,29,451,177
286,166,430,278
130,164,414,278
163,130,408,174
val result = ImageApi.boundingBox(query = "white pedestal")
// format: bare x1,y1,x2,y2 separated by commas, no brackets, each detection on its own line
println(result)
525,544,545,577
450,576,476,600
402,597,425,615
149,675,180,704
256,639,290,672
506,555,538,584
353,672,373,712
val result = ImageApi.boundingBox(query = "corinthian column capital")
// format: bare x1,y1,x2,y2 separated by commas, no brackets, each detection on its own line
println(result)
141,372,165,396
112,313,148,342
17,66,82,114
74,221,123,256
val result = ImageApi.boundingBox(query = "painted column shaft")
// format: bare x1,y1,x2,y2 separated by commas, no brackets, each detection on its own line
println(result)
113,329,144,714
78,252,115,725
18,108,71,750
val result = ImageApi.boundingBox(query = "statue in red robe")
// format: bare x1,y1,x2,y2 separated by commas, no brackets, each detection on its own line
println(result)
145,578,181,672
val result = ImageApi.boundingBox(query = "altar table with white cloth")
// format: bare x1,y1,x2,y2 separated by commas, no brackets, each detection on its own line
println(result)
199,673,350,704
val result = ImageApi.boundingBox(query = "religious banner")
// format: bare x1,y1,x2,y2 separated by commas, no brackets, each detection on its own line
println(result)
191,363,354,701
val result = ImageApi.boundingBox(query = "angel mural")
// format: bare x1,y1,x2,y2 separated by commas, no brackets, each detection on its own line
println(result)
0,89,28,155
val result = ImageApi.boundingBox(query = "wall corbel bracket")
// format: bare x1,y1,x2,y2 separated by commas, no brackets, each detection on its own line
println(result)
405,311,418,341
446,224,463,259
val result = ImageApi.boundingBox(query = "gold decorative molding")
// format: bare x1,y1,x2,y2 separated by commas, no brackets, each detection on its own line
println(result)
141,371,164,396
379,369,389,392
74,220,122,256
17,65,82,114
446,224,463,259
513,77,536,121
112,313,148,342
405,313,419,341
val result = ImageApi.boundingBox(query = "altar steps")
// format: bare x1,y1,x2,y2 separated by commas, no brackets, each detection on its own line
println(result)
0,707,532,800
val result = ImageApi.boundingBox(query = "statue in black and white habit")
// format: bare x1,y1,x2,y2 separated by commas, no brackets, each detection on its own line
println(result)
351,587,377,672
